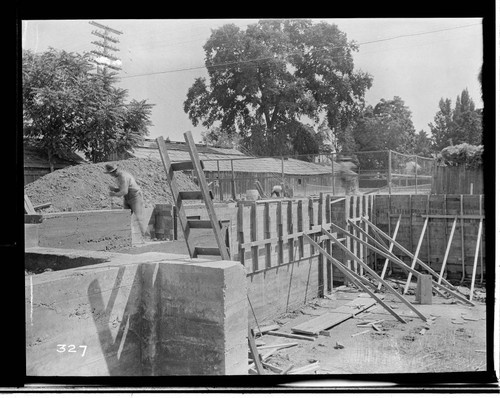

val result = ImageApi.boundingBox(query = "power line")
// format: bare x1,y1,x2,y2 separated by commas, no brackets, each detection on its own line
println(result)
120,22,482,80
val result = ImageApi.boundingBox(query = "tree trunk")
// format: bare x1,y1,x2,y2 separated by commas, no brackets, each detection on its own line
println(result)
47,149,55,173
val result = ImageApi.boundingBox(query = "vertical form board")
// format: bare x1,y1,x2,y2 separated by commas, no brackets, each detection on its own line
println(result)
428,195,447,269
308,198,315,256
237,202,246,267
345,196,351,273
287,201,295,262
156,136,196,258
325,195,332,293
277,201,284,265
297,200,304,258
317,193,325,295
469,219,483,300
351,196,358,273
264,203,271,268
250,202,259,272
416,274,433,304
479,195,484,282
426,195,431,266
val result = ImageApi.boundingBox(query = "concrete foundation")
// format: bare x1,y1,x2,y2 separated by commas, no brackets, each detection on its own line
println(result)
25,249,247,376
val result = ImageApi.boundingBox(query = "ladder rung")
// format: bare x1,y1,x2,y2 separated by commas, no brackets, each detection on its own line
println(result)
171,160,204,171
194,247,221,256
179,191,204,200
187,220,213,229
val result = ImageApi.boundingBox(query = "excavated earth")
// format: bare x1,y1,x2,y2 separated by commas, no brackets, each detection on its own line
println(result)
25,158,198,212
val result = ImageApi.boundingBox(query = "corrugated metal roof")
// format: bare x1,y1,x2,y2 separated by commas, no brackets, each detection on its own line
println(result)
141,139,246,156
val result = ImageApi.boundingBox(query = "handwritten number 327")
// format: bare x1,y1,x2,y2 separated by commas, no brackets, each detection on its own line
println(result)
56,344,87,357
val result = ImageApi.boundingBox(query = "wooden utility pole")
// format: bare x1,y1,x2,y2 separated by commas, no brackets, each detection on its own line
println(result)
90,21,123,73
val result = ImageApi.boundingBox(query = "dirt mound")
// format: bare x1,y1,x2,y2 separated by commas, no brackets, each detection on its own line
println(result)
25,158,198,213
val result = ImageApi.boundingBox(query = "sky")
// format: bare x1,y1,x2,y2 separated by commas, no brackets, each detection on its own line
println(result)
21,18,484,144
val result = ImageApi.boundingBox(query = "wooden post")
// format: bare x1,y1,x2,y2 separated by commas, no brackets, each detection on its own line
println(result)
325,194,332,293
308,198,315,256
251,202,259,272
281,156,285,190
231,159,236,200
414,155,418,194
388,150,392,195
416,274,433,304
479,195,483,283
345,196,351,274
217,160,223,201
460,195,466,282
331,153,335,195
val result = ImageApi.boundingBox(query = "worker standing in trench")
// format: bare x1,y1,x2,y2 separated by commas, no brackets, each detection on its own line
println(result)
104,163,148,241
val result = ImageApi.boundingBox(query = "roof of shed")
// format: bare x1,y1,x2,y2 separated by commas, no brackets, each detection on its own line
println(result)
131,146,352,176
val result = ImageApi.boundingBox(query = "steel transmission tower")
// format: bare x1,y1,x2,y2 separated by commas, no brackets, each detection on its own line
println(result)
89,21,123,73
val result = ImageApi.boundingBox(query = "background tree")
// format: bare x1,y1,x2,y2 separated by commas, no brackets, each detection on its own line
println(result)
184,19,372,156
414,130,433,157
23,48,153,167
352,96,416,153
429,89,482,151
201,127,241,148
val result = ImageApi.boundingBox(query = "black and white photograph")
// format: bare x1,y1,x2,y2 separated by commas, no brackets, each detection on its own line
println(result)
16,11,498,393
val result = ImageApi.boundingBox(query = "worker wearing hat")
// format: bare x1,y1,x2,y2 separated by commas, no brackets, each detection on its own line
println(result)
105,163,148,240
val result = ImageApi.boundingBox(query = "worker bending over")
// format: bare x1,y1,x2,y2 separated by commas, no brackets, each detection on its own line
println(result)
105,163,148,239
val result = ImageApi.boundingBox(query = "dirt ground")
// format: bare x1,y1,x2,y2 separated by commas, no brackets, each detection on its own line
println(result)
25,158,198,213
250,283,487,375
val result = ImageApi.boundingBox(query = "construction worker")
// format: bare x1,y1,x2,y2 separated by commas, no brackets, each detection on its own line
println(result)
105,163,148,239
271,185,283,198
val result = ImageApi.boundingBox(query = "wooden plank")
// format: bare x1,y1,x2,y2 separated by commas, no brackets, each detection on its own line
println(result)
291,297,377,335
404,217,429,294
266,331,316,341
469,219,483,301
297,200,304,258
250,202,259,271
322,228,427,322
438,216,457,285
33,202,51,210
378,214,401,290
257,342,298,350
184,131,230,260
247,325,264,375
253,324,280,335
24,194,36,214
303,234,406,323
421,214,484,220
179,191,203,200
287,200,294,261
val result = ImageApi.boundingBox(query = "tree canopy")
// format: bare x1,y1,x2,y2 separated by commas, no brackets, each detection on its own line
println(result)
352,96,416,153
428,88,482,151
23,48,154,167
184,19,373,156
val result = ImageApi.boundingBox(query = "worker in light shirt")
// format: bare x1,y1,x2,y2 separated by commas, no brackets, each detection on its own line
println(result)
104,163,148,239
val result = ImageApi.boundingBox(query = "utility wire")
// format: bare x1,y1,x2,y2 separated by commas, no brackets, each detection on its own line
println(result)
120,22,481,79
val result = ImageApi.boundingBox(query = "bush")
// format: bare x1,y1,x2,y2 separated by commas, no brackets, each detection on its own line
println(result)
436,143,483,168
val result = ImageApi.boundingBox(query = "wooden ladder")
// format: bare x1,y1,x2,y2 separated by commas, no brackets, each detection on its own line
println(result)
157,132,264,374
156,131,230,260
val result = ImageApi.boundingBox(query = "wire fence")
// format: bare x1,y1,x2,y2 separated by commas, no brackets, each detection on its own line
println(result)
199,149,435,201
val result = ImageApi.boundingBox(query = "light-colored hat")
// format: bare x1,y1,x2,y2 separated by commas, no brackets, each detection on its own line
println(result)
104,164,118,174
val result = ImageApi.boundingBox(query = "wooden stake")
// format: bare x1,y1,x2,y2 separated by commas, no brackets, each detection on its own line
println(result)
322,228,427,322
438,216,457,285
378,214,401,290
404,217,429,294
247,325,264,375
469,219,483,302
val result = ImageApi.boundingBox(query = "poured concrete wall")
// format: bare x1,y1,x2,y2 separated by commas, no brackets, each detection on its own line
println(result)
25,209,132,251
25,249,247,376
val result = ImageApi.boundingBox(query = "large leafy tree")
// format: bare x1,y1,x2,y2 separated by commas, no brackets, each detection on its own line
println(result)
23,48,153,167
352,96,416,153
428,89,482,151
184,19,372,156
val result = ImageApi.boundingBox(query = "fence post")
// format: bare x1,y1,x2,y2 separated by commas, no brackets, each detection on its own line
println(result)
217,160,223,201
281,156,285,191
331,153,335,195
414,155,418,194
388,150,392,195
